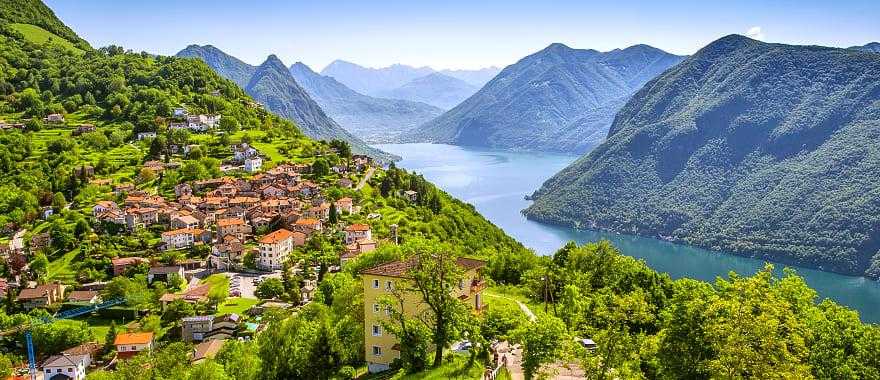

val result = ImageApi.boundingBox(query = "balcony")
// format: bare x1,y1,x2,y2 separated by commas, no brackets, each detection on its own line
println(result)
470,279,487,293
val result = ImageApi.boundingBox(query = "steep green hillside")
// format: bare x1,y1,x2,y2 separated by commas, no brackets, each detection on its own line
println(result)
8,23,82,53
526,35,880,278
404,43,685,153
0,0,89,49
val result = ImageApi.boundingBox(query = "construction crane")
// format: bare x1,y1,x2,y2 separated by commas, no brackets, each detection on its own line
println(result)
2,297,125,380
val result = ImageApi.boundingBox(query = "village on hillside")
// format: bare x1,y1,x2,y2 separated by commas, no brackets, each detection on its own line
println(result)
0,104,488,379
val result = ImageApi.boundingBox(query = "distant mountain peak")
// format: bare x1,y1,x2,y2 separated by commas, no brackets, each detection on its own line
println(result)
405,42,685,153
544,42,572,50
259,54,288,72
850,42,880,53
290,61,314,73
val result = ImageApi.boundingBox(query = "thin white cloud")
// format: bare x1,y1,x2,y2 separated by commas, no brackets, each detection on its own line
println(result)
746,26,765,40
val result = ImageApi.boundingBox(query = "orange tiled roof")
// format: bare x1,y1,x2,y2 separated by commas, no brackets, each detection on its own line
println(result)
114,332,153,345
345,223,370,232
259,229,295,244
295,218,319,226
161,228,204,237
217,218,245,227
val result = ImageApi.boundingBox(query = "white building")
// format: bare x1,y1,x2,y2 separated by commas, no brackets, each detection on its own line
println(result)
42,354,89,380
232,143,258,162
137,132,157,140
244,156,263,173
258,229,295,270
344,223,372,244
161,228,205,250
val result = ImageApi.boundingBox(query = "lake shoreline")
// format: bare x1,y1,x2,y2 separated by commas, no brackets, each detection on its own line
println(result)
522,210,877,281
375,143,880,323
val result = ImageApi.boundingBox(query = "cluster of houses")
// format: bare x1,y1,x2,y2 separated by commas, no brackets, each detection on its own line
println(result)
36,323,233,379
91,161,377,274
168,107,222,132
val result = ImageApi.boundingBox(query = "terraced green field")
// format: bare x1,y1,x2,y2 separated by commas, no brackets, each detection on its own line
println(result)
9,23,82,53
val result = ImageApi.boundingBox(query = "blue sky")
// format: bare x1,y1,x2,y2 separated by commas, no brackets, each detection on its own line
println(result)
46,0,880,71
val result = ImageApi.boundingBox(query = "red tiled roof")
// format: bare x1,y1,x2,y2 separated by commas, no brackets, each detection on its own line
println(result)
360,256,486,278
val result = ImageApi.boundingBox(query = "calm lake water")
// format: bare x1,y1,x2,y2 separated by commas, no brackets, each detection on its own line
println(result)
375,143,880,323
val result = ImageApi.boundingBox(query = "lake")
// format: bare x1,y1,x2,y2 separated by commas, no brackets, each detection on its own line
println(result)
375,143,880,323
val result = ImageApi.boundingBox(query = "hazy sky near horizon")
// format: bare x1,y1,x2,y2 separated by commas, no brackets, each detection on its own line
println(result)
46,0,880,71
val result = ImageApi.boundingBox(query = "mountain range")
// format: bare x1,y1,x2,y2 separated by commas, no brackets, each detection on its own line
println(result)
402,43,685,153
376,72,479,110
176,45,395,161
289,62,443,142
320,60,498,109
525,35,880,278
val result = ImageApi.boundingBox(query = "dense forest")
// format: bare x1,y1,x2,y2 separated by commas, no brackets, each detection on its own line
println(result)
527,34,880,279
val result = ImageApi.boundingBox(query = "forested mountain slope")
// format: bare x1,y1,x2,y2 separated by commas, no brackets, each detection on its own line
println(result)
176,45,395,161
404,43,685,153
289,62,443,142
526,35,880,278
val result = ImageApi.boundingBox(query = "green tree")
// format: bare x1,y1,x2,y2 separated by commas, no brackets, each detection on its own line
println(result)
380,176,393,197
30,253,49,280
104,321,118,354
515,315,569,380
51,191,67,210
215,340,261,380
329,202,338,224
403,240,469,367
256,278,286,299
148,135,166,158
312,159,330,177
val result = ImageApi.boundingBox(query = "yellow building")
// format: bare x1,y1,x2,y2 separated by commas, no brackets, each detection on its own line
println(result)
360,257,487,373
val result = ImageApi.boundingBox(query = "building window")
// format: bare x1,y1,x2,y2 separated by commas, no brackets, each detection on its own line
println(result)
372,279,379,289
372,324,382,336
386,281,394,290
385,305,392,315
372,346,382,356
373,303,380,313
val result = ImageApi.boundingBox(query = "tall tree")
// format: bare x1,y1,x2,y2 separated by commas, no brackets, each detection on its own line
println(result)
405,242,468,367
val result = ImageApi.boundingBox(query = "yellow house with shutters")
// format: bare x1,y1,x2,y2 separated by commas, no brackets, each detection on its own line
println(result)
360,257,487,373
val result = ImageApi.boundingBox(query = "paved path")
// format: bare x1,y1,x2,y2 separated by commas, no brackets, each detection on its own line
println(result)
485,293,537,322
355,167,376,191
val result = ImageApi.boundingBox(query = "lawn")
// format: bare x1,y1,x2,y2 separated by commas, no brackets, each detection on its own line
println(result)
8,23,83,54
362,354,484,380
78,316,133,343
46,248,79,283
217,297,260,315
484,286,546,319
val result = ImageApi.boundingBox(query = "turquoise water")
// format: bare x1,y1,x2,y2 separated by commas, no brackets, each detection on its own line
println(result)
376,143,880,323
